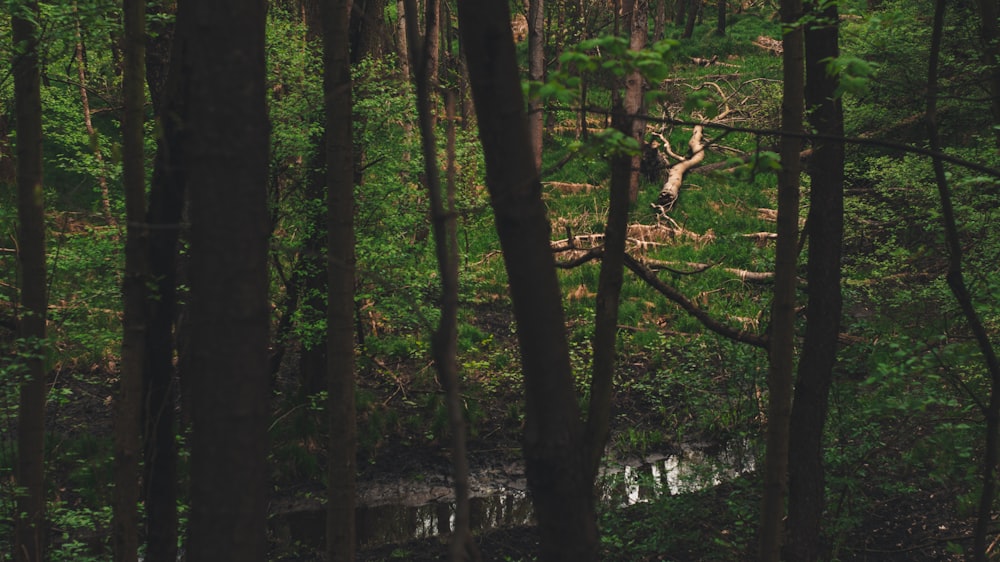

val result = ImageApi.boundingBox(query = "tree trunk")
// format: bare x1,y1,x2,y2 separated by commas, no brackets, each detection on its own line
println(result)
758,0,804,558
349,0,387,63
528,0,545,171
405,1,478,558
654,0,667,40
11,2,48,560
716,0,726,35
183,0,270,560
457,2,599,560
682,0,700,38
785,2,844,560
141,3,183,559
113,0,146,560
323,0,358,558
623,0,648,202
584,108,633,483
74,4,115,226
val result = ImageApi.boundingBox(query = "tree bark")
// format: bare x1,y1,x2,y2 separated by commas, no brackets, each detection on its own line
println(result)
758,0,804,558
785,2,844,560
113,0,146,559
682,0,700,38
323,0,358,558
141,3,183,560
716,0,726,35
457,2,599,559
584,109,633,483
183,0,270,560
623,0,648,202
11,2,48,560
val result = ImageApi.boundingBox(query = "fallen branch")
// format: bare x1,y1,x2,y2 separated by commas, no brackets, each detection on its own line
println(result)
640,257,775,282
623,253,769,349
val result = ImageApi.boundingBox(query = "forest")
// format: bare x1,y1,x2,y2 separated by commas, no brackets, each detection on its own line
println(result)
2,0,1000,560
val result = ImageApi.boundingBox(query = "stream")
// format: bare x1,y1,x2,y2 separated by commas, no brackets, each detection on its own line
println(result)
269,442,756,549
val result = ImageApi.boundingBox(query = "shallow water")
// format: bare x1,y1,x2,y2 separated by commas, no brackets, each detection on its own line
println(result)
269,442,755,549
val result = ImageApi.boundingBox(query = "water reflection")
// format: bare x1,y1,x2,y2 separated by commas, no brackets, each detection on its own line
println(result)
356,492,533,547
270,442,755,549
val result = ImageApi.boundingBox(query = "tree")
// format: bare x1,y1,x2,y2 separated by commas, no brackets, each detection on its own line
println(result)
404,0,479,558
716,0,726,35
785,2,844,560
181,0,271,559
322,0,358,558
457,1,599,559
113,0,146,559
11,0,48,559
622,0,648,202
758,0,804,558
142,4,184,559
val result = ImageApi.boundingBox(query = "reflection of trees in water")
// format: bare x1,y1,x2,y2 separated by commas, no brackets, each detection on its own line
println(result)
279,443,755,549
354,492,533,547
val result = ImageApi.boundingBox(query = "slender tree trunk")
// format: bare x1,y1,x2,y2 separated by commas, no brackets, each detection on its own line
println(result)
113,0,146,560
405,1,478,558
458,2,599,559
528,0,545,171
323,0,358,558
12,2,48,560
716,0,726,35
623,0,648,202
584,107,633,483
925,3,1000,559
675,0,687,25
141,3,182,558
74,4,115,226
184,0,270,560
758,0,804,558
785,3,844,560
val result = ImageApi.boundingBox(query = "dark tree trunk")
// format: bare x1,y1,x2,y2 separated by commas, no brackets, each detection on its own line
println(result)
11,2,48,560
350,0,388,63
323,0,358,558
457,2,599,560
654,0,667,40
183,0,271,560
682,0,700,38
716,0,726,35
784,2,844,561
675,0,686,25
584,107,632,482
759,0,804,558
142,3,184,559
113,0,146,559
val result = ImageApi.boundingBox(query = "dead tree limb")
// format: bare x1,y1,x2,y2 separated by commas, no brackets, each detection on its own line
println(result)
623,253,770,349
